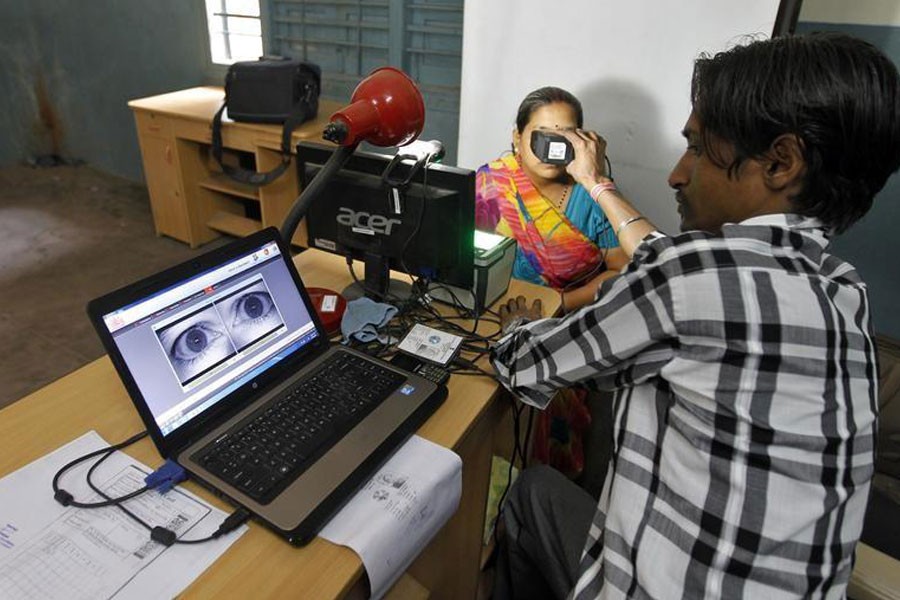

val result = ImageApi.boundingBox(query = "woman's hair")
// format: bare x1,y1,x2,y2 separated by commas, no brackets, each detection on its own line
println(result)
515,86,584,133
691,32,900,233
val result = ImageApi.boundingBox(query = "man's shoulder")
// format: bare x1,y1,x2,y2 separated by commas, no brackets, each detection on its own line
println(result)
631,226,804,278
631,221,858,286
631,230,717,269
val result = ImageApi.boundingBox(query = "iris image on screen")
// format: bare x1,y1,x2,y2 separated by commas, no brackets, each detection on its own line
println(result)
157,305,238,384
214,280,284,351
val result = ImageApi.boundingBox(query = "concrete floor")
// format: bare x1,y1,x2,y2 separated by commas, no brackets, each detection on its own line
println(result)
0,164,225,410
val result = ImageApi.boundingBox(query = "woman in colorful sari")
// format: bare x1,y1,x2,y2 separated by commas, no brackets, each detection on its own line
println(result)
477,87,628,479
476,87,628,313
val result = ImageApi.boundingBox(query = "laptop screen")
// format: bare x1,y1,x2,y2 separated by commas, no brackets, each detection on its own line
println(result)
99,240,319,436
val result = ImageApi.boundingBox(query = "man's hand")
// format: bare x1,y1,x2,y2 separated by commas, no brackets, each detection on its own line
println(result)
557,129,609,190
499,296,543,334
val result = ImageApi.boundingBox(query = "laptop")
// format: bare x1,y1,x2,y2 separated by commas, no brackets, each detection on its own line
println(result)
87,227,446,545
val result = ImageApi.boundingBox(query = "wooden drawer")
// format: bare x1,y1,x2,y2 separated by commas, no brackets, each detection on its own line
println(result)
172,119,281,152
171,117,214,145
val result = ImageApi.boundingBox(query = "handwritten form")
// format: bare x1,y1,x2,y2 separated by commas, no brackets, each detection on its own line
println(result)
320,435,462,599
0,431,247,599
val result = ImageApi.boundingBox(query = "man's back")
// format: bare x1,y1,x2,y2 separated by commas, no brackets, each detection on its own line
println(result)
577,214,877,599
490,33,900,600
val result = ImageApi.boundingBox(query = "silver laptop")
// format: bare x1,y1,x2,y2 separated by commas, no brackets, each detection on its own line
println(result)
88,227,445,545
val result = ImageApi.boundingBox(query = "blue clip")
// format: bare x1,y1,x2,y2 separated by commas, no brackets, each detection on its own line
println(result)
145,459,188,494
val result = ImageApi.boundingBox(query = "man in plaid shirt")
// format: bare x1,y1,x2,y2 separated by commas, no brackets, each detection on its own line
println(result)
490,33,900,599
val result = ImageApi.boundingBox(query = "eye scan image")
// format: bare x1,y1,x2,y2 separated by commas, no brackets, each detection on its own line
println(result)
214,280,284,351
156,305,237,385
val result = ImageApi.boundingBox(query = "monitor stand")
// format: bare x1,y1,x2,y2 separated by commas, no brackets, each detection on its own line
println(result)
341,253,414,302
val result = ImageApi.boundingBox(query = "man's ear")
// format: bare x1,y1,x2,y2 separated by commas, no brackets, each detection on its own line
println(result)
763,134,806,192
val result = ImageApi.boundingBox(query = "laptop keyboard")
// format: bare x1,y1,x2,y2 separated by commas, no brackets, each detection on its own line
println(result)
193,351,406,504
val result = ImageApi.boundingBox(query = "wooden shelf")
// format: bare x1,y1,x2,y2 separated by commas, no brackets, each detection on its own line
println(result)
199,173,260,201
206,211,262,238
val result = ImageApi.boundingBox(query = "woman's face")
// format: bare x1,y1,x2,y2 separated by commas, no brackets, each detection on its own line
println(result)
514,101,579,183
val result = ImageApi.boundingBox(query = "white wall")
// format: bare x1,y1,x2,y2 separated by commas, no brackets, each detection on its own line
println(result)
458,0,780,234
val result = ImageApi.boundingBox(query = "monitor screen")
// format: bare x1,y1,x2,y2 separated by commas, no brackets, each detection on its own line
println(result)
298,142,475,299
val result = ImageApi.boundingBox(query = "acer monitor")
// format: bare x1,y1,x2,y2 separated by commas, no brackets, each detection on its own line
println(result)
298,141,475,300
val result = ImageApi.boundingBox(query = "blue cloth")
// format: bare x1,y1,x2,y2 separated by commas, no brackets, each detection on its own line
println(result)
511,183,619,286
340,297,398,344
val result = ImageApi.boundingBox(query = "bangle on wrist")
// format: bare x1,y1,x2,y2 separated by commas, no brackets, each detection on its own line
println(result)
616,215,646,237
589,181,618,201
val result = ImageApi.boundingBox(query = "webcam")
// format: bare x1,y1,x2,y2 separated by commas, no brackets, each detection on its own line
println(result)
531,130,574,165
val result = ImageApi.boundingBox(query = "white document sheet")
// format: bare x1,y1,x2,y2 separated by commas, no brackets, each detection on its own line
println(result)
0,431,247,599
319,434,462,600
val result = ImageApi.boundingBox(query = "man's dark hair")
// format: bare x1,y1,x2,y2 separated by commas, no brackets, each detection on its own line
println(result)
515,86,584,133
691,32,900,233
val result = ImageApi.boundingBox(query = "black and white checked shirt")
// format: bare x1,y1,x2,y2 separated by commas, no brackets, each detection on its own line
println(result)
492,214,878,599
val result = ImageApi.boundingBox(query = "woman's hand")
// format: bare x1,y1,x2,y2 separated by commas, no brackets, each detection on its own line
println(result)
557,129,610,190
557,131,658,259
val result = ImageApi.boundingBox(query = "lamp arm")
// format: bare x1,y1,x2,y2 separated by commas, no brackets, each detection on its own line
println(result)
280,143,359,245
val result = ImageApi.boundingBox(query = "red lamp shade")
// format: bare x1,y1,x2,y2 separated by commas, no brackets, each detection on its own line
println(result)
323,67,425,147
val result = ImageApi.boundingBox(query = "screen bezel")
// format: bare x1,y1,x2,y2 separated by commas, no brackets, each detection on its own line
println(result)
86,227,330,458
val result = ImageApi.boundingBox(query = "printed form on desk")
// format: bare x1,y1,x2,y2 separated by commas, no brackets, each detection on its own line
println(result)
0,431,247,599
320,435,462,600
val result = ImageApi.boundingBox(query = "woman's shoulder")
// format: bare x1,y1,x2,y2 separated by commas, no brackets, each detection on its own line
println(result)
475,157,511,231
477,155,512,175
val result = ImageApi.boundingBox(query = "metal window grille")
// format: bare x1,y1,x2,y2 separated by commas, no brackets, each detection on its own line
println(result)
266,0,463,163
206,0,264,64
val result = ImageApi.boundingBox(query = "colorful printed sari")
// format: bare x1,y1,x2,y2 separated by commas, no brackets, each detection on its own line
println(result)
477,156,617,479
475,155,615,289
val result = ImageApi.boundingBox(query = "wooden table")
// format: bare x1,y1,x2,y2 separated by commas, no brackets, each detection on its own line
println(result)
0,249,558,599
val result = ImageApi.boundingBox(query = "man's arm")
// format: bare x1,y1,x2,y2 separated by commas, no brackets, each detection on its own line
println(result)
492,237,680,408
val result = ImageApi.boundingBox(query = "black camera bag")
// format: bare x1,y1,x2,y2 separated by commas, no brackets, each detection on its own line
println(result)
212,57,321,186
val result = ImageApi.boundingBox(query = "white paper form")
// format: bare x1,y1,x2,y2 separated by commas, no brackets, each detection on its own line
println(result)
0,431,247,600
319,435,462,600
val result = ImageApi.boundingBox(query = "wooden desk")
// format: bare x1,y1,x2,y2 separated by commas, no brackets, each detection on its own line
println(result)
0,249,558,599
128,87,341,248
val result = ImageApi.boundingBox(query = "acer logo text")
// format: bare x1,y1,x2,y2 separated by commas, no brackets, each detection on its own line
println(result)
337,207,401,235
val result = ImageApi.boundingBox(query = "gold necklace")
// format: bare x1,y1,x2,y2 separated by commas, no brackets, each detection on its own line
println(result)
555,185,570,209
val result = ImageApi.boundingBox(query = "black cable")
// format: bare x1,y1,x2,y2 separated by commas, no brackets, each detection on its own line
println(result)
83,450,250,546
84,447,155,530
397,163,428,282
52,430,149,508
450,356,493,378
346,156,433,306
53,430,250,546
425,280,482,326
492,394,526,545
